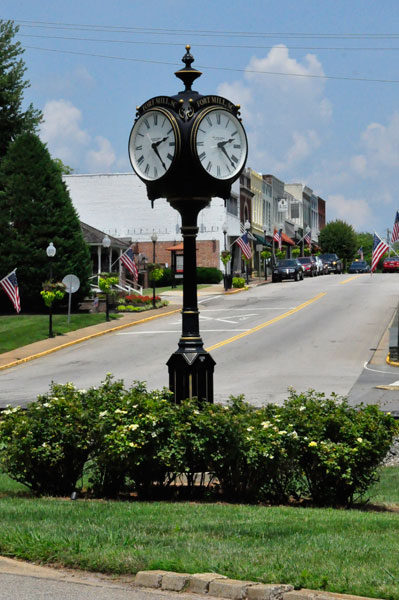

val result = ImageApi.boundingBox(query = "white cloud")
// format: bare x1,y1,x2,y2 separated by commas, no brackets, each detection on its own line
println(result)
40,99,119,173
217,45,332,174
327,193,373,229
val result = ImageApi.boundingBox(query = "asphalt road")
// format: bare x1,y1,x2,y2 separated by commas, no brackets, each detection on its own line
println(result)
1,273,398,407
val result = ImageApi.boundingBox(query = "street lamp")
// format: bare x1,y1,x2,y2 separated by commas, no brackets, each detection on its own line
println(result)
102,235,111,321
263,227,268,280
244,219,251,285
222,221,228,291
46,242,56,338
151,232,158,309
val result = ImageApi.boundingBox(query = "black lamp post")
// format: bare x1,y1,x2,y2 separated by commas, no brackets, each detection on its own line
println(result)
244,219,251,285
222,221,228,291
127,46,248,404
46,242,56,338
263,227,268,280
102,235,111,321
151,231,158,308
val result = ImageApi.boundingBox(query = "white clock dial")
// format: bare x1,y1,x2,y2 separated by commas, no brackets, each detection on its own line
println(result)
128,109,179,181
192,108,247,180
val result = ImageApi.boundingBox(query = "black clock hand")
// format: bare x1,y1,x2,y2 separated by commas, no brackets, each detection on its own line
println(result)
218,138,234,148
151,144,167,170
218,142,235,168
153,136,169,148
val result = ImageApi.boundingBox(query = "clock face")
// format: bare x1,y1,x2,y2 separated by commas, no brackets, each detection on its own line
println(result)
128,109,179,181
192,108,248,180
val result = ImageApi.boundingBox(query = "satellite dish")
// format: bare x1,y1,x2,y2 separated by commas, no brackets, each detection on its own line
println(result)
62,274,80,294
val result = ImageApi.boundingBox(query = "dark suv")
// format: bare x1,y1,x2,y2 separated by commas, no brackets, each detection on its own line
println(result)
319,253,343,274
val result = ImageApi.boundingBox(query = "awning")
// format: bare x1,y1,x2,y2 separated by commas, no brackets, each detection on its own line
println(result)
166,243,184,251
282,232,295,246
253,234,272,247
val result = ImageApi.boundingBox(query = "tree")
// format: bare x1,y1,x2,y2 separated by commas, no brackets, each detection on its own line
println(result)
319,220,357,270
0,133,92,311
0,20,42,161
355,232,374,264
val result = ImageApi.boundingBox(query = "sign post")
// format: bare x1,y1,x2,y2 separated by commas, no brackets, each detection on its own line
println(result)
62,274,80,324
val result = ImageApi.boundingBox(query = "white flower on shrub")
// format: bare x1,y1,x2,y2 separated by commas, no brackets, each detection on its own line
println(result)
308,441,318,447
115,409,127,414
99,411,108,418
128,423,139,431
261,421,271,428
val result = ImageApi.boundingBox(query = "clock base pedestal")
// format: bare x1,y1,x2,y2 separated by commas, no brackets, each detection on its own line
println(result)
167,349,215,404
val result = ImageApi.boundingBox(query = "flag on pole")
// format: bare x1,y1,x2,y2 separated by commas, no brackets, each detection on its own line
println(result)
391,211,399,244
0,269,21,313
273,228,282,251
120,248,138,281
235,233,252,259
357,247,364,261
304,230,312,248
371,233,389,272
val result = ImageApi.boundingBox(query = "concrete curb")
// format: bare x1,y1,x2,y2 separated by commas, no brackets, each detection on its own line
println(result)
134,572,384,600
0,307,181,372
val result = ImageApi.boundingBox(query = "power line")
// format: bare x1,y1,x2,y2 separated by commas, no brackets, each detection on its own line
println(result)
15,42,399,84
10,19,399,40
16,32,399,52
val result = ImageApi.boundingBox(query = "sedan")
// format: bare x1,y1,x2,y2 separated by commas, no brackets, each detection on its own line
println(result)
382,257,399,272
348,260,370,273
297,257,317,277
272,259,304,282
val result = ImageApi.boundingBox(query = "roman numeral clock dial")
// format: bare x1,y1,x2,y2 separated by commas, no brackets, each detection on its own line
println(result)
192,108,248,181
128,109,179,181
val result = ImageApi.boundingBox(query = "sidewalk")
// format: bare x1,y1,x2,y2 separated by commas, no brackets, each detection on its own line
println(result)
0,280,268,371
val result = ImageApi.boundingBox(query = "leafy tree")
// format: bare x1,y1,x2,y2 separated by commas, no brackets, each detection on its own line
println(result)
319,220,357,270
53,158,74,175
0,133,92,311
0,20,42,161
355,232,374,264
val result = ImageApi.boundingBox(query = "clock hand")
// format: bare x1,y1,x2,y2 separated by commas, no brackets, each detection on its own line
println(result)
218,142,235,168
151,143,167,170
218,138,235,148
153,136,169,148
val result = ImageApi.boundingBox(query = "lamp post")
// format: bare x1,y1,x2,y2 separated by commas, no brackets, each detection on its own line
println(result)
46,242,56,338
102,234,111,321
151,232,158,308
244,219,251,285
263,227,268,280
222,221,228,291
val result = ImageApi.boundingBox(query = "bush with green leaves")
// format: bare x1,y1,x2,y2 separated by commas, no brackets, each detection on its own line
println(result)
232,277,245,288
0,383,97,496
0,382,396,506
279,390,398,506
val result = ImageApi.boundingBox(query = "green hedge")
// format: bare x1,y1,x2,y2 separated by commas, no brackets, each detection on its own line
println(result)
156,267,223,286
0,380,396,505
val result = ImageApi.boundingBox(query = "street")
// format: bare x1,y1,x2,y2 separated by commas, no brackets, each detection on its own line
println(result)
0,273,398,407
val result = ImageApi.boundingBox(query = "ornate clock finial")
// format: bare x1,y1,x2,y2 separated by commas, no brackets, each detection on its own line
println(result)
175,45,202,92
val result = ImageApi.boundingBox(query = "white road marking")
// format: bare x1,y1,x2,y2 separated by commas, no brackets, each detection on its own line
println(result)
363,361,396,375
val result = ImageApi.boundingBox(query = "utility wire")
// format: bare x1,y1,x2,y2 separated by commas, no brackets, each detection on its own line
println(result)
16,32,399,51
10,19,399,40
14,42,399,84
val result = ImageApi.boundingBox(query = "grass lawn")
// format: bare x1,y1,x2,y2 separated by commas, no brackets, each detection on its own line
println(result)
142,283,211,295
0,468,398,599
0,313,121,354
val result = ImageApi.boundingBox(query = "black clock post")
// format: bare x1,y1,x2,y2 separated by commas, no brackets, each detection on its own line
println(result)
128,46,248,404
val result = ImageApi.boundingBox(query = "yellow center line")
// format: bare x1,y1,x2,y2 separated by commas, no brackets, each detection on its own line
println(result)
340,274,363,285
205,291,326,352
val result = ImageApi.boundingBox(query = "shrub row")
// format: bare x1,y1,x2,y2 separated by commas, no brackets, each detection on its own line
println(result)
0,378,396,506
156,267,223,286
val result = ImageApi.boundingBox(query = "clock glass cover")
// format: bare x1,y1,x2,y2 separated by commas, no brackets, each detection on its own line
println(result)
192,108,247,180
129,109,179,181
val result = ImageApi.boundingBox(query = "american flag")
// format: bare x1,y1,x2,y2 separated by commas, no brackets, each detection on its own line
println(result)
391,211,399,244
357,247,364,261
304,230,312,248
120,248,138,281
235,233,252,259
371,233,389,272
273,228,282,251
0,269,21,313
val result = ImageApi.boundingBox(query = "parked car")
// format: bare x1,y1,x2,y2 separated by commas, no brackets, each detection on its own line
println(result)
272,259,304,282
318,253,343,274
297,256,317,277
348,260,370,273
312,255,326,275
382,256,399,272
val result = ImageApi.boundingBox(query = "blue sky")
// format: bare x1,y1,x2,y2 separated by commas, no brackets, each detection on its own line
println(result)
3,0,399,235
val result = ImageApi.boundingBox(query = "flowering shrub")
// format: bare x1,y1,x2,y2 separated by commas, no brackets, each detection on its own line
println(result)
40,281,66,307
279,390,398,506
0,383,396,505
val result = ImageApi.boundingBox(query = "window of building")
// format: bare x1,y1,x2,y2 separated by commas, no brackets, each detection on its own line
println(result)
227,195,238,216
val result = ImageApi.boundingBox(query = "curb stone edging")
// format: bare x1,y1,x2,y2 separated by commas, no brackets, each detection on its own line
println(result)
134,572,385,600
